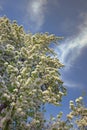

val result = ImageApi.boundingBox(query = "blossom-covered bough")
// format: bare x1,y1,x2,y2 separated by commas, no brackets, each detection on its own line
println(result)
46,97,87,130
0,16,66,130
0,16,87,130
67,97,87,130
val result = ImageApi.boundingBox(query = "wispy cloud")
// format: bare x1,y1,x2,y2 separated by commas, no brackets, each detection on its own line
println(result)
0,2,3,12
0,5,3,11
56,14,87,70
26,0,48,31
63,80,82,88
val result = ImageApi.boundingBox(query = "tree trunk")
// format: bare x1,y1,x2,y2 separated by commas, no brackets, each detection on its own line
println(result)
2,107,15,130
0,102,8,113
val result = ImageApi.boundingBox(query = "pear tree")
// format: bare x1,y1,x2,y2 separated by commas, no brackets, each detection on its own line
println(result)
0,16,86,130
0,17,66,130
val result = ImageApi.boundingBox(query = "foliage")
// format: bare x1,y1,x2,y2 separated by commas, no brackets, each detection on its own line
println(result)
46,97,87,130
0,16,65,130
0,16,87,130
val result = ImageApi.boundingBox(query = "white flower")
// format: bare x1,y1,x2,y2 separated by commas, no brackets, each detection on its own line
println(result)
25,78,31,86
42,90,49,95
32,89,37,92
70,100,74,104
17,108,22,112
16,81,20,87
7,65,14,70
19,95,23,99
75,98,80,103
3,93,10,99
79,96,83,101
36,120,40,124
11,102,15,106
21,68,27,74
70,103,74,109
4,62,8,67
14,68,18,73
3,93,8,97
75,97,83,103
67,114,73,120
6,44,14,50
23,100,27,103
57,112,63,118
20,111,25,116
51,117,55,121
59,91,64,96
12,95,15,101
17,75,21,80
13,88,18,92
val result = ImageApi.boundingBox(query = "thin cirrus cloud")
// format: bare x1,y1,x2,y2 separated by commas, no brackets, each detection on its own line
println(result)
0,2,3,12
63,80,82,88
56,16,87,70
26,0,48,32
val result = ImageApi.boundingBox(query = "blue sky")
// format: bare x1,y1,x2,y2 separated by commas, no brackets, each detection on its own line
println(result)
0,0,87,119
